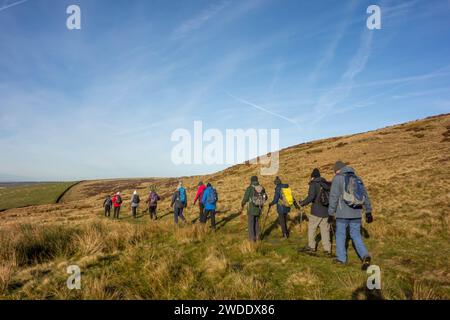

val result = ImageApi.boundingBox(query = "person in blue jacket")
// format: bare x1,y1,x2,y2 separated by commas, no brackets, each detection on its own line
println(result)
201,183,218,231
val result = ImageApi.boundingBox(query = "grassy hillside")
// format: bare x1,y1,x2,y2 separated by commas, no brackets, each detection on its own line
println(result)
0,114,449,299
0,182,78,211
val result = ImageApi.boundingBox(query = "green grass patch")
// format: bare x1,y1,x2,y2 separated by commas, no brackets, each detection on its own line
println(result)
0,182,76,210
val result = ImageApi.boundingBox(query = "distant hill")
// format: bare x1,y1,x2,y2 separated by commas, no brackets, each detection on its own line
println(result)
0,113,449,299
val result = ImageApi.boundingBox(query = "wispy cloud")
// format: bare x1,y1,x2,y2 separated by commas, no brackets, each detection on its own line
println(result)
173,1,230,39
310,30,373,124
225,91,301,129
0,0,28,13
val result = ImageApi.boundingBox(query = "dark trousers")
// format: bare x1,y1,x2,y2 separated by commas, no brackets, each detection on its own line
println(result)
199,203,206,223
113,206,121,219
149,206,157,220
104,206,111,217
248,215,260,242
174,207,186,224
205,209,216,230
278,213,289,235
132,206,138,218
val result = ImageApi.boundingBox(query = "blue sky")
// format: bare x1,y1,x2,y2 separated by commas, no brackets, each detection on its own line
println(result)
1,0,450,181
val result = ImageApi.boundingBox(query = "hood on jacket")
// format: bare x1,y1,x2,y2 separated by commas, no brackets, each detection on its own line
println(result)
337,166,355,175
310,176,326,184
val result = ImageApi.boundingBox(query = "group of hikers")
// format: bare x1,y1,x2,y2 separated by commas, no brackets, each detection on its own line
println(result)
102,160,373,270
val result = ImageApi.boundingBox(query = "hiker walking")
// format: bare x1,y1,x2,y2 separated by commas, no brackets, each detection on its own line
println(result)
268,176,300,239
131,190,140,218
193,181,207,223
146,186,160,220
201,182,218,231
112,192,123,219
298,168,332,256
241,176,267,242
328,161,373,270
171,182,187,224
103,195,112,217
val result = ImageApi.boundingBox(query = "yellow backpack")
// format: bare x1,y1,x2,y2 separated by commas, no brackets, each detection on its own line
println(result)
280,187,294,207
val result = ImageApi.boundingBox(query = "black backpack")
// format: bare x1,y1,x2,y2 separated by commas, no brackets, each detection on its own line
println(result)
317,181,331,207
116,195,122,204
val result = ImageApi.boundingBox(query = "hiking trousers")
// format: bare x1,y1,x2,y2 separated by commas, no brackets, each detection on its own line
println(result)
113,206,121,219
335,218,369,263
149,206,157,220
174,207,186,224
132,206,138,218
104,206,111,217
308,214,331,253
205,209,216,230
199,203,206,223
278,212,289,235
248,215,260,242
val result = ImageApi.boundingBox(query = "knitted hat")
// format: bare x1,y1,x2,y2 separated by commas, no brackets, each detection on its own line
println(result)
333,160,346,172
250,176,258,182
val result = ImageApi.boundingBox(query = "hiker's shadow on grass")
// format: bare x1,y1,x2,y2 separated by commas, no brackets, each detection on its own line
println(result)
261,218,279,240
288,213,308,234
216,211,241,230
158,211,172,220
351,286,384,300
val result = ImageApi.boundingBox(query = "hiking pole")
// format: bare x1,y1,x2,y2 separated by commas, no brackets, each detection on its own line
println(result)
298,205,303,233
260,206,272,239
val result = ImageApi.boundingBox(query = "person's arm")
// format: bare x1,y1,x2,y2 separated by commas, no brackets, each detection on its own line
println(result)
328,176,341,216
362,179,373,223
269,187,279,207
170,193,176,207
193,188,200,205
300,182,316,207
241,187,250,207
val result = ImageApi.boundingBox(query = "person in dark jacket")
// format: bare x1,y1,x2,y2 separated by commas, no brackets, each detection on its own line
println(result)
171,182,187,224
201,183,218,230
103,195,112,217
131,190,140,219
241,176,268,242
328,161,373,270
146,186,160,220
299,168,332,255
268,176,300,238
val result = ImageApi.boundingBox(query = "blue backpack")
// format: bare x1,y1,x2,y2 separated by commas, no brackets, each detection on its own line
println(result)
205,188,218,205
342,173,366,208
178,187,186,204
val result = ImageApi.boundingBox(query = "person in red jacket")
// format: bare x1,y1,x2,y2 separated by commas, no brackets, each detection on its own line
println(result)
112,191,123,219
193,181,206,223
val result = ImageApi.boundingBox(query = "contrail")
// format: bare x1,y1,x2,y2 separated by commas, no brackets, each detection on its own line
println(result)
0,0,28,12
225,91,301,130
